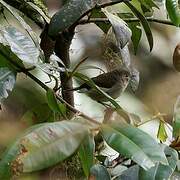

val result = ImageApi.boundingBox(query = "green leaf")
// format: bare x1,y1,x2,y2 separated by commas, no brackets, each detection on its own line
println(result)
166,0,180,26
27,2,50,23
0,67,16,101
0,120,88,178
125,1,154,51
91,9,111,33
128,22,142,54
157,121,168,142
78,133,95,177
49,0,97,36
173,95,180,138
90,164,111,180
46,88,66,117
138,0,159,9
0,0,40,49
139,146,178,180
102,9,132,49
0,26,40,65
101,123,168,170
27,0,48,15
116,165,139,180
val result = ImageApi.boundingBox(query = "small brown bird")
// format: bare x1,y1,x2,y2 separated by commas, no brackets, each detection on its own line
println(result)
71,67,131,102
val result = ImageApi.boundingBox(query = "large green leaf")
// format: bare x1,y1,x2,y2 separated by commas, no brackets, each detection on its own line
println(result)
166,0,180,26
125,1,154,51
0,120,88,178
78,133,95,177
139,146,178,180
90,164,111,180
173,95,180,138
0,0,40,48
48,0,128,36
0,26,40,65
101,123,168,170
0,67,16,101
49,0,97,36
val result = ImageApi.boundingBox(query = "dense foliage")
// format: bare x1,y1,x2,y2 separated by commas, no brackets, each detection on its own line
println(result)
0,0,179,179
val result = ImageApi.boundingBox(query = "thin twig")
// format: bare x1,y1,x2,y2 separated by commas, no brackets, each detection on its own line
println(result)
79,17,175,26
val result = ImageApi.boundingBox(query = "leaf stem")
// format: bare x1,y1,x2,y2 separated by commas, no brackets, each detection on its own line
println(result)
79,17,175,26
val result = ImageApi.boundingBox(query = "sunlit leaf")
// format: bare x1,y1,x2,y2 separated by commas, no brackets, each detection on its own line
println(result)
27,2,50,23
0,26,40,65
0,67,16,101
166,0,180,26
139,146,178,180
125,1,154,51
0,120,88,178
101,123,168,170
157,121,168,142
78,133,95,177
0,0,40,48
89,164,111,180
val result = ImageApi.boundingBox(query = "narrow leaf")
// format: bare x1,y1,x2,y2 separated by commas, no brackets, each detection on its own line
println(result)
46,88,66,117
125,1,154,51
78,133,95,177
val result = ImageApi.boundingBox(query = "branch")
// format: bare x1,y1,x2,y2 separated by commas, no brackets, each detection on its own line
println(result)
79,17,175,26
97,0,130,8
1,49,100,125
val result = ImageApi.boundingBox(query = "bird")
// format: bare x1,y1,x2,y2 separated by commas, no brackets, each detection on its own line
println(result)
69,67,131,102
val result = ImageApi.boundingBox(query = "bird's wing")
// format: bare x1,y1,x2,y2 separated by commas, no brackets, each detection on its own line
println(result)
91,71,118,88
